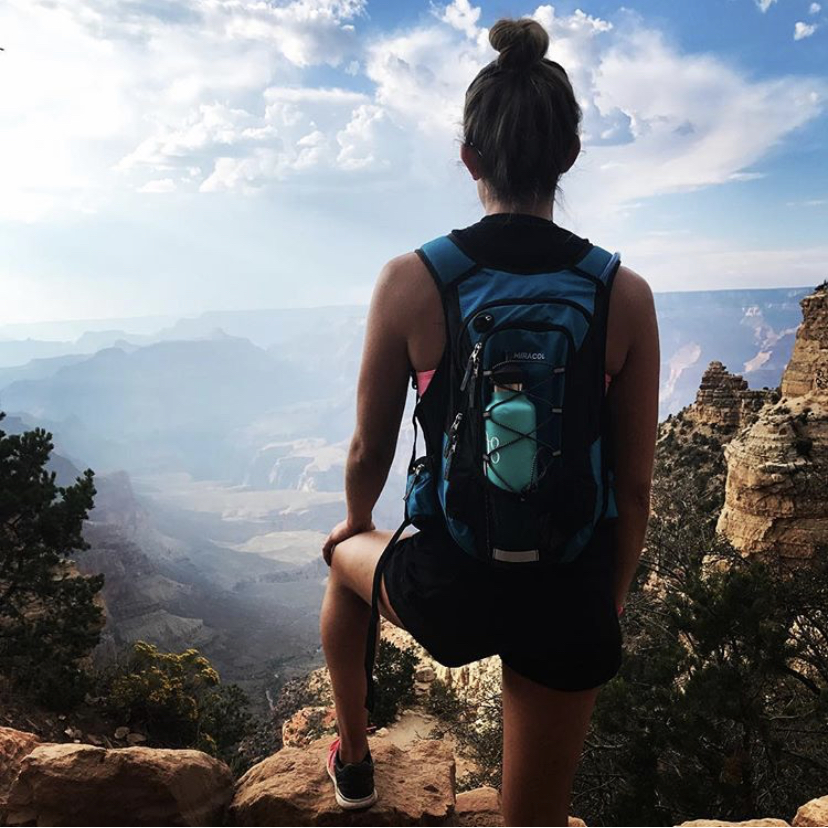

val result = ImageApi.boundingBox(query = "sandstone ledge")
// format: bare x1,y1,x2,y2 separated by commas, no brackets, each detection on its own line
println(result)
231,737,455,826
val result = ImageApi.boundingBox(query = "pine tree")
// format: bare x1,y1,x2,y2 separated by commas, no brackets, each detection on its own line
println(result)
0,412,103,707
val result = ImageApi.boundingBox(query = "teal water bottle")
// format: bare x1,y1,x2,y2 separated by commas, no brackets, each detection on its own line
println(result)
484,383,537,492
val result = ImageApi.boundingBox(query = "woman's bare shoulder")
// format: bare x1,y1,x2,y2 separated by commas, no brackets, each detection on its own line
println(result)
372,251,438,316
612,264,655,312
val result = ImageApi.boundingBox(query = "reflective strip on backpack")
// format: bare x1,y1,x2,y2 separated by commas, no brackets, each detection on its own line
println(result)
492,547,540,563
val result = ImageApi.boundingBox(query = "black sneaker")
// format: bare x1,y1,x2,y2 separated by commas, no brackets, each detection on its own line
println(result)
326,737,378,810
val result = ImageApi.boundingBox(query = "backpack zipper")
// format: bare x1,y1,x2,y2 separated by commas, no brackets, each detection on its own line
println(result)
456,296,590,375
443,412,464,480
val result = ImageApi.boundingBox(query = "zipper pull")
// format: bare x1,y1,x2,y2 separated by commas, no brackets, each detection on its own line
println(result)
460,342,482,393
403,461,426,500
443,413,463,479
444,413,463,457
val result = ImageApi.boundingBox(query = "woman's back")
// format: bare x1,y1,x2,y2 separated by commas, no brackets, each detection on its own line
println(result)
379,215,646,394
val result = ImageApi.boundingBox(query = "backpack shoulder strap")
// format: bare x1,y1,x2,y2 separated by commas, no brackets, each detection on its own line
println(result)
415,234,478,293
573,244,621,288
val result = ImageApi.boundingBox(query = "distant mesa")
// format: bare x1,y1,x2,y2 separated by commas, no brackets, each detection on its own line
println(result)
686,360,772,431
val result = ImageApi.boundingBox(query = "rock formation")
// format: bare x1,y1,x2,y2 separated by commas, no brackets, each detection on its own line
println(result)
2,735,232,826
687,361,771,431
230,737,455,826
792,795,828,827
0,727,41,810
717,395,828,559
676,821,789,827
718,285,828,560
1,726,825,826
780,286,828,397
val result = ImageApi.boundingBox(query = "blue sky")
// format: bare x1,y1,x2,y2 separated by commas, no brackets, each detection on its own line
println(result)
1,0,826,325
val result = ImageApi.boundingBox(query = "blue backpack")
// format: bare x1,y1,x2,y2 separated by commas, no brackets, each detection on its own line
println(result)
364,232,620,712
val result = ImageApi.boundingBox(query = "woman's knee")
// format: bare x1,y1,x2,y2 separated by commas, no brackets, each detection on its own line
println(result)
328,531,381,598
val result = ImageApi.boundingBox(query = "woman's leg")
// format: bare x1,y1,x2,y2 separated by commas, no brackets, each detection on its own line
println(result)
319,530,406,764
501,663,599,827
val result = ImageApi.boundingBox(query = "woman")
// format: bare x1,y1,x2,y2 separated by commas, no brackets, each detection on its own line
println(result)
320,16,659,827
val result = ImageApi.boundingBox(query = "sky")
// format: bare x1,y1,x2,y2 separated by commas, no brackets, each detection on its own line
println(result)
1,0,826,325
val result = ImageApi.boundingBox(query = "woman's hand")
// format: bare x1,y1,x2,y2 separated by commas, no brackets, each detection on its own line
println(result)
322,518,375,566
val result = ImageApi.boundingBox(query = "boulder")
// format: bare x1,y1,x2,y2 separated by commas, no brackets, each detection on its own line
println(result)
676,820,789,827
456,787,502,826
231,737,455,826
0,728,42,807
5,743,233,826
792,795,828,827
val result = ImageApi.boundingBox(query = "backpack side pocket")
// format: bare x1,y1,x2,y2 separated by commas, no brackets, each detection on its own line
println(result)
404,456,440,530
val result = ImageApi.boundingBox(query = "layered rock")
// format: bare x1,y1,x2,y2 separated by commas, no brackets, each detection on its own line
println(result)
687,361,771,431
780,286,828,398
718,285,828,560
4,742,233,826
230,737,455,826
717,395,828,559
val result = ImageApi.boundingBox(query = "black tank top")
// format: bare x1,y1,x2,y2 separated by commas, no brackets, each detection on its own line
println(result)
449,212,592,272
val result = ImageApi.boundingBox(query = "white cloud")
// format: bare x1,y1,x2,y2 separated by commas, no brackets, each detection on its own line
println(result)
138,179,177,194
809,3,822,14
0,0,825,232
0,0,368,219
436,0,482,40
756,0,777,11
794,21,818,39
336,105,391,170
362,3,825,226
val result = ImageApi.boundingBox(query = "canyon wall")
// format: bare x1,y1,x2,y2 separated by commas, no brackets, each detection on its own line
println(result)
717,286,828,560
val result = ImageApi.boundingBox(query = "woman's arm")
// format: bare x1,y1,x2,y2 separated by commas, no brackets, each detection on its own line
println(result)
607,266,660,613
322,257,412,564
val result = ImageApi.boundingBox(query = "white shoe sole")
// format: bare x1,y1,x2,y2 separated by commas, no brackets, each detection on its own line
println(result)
326,759,378,810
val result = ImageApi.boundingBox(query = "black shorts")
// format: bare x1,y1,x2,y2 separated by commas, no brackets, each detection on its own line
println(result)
383,517,623,692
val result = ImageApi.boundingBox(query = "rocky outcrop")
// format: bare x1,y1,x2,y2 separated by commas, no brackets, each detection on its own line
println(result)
1,724,826,826
687,361,771,431
230,737,455,826
281,705,337,749
792,795,828,827
676,821,789,827
4,742,233,826
780,287,828,398
717,285,828,560
455,787,502,827
0,728,41,808
717,395,828,559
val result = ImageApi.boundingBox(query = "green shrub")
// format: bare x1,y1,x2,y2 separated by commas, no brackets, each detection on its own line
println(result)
98,641,251,767
371,638,418,728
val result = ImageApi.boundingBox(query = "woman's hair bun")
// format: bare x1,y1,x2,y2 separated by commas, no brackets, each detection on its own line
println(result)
489,17,549,71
